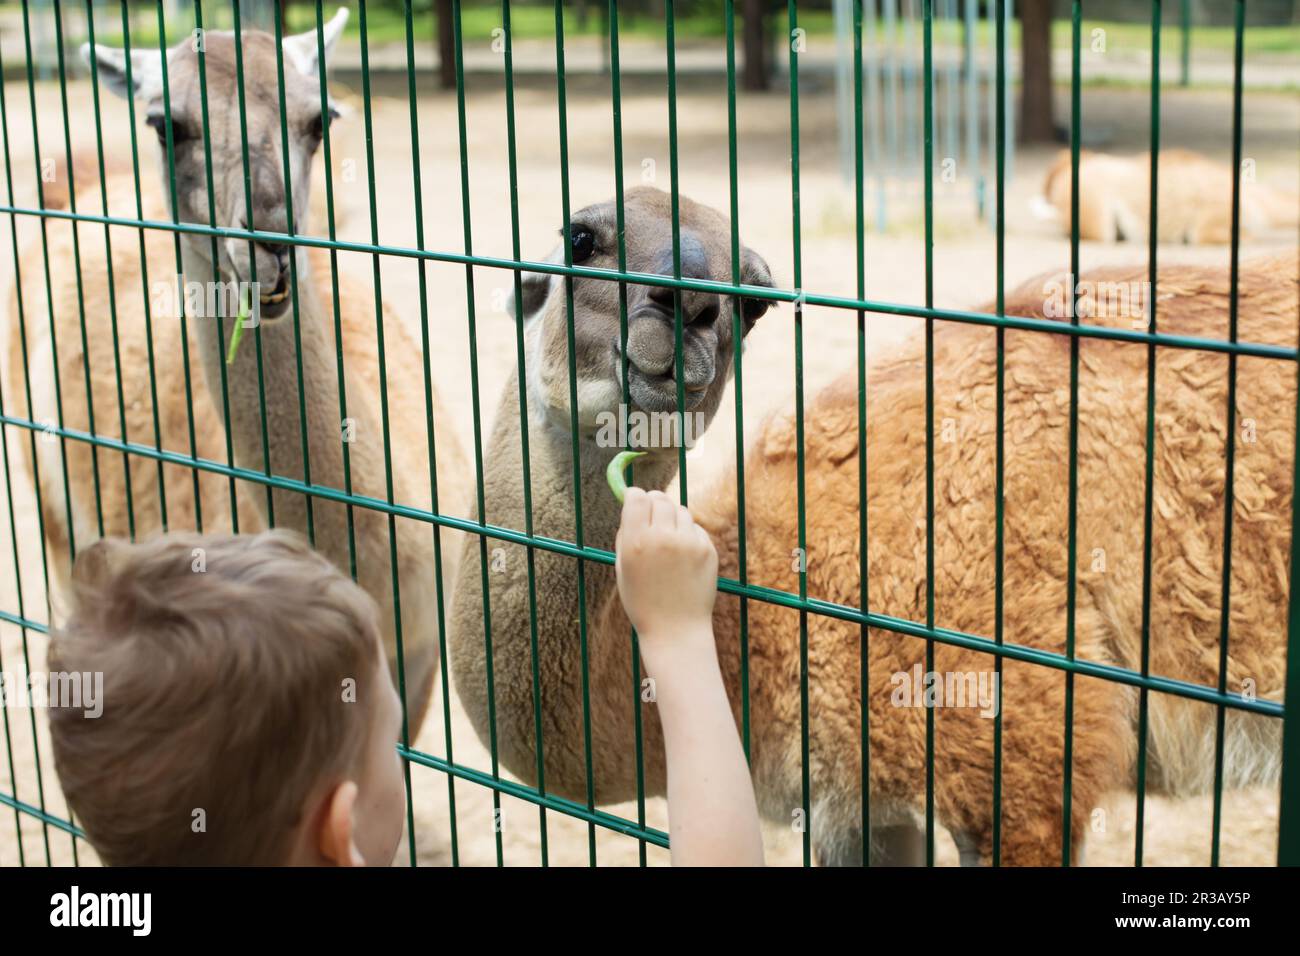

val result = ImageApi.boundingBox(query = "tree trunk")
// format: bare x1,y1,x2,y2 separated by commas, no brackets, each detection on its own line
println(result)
742,0,768,91
1018,0,1055,143
436,0,455,90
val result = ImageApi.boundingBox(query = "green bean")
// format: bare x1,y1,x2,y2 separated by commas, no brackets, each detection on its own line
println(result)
606,449,646,503
225,286,251,365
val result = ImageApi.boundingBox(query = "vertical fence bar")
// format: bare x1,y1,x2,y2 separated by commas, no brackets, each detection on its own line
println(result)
445,0,488,868
607,0,648,866
118,2,169,532
311,0,358,582
497,0,527,867
52,0,106,553
192,0,243,535
921,0,936,868
353,0,421,864
1135,0,1163,868
83,0,137,541
786,0,812,869
1211,0,1245,868
553,0,600,867
50,0,95,867
271,0,316,547
1002,0,1013,184
493,0,548,867
1061,0,1083,868
400,0,449,867
724,0,750,763
230,0,277,526
852,0,873,867
665,1,688,504
153,0,205,532
991,0,1006,869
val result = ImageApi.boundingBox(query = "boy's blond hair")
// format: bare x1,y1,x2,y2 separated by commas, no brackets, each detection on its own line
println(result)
48,530,382,866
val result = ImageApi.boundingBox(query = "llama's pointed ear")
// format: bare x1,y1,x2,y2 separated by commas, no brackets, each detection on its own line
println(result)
738,246,776,331
283,7,349,78
504,244,562,325
81,43,165,100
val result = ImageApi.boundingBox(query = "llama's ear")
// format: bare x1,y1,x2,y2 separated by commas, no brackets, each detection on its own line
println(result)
80,43,165,100
737,246,776,330
283,7,349,78
504,244,562,325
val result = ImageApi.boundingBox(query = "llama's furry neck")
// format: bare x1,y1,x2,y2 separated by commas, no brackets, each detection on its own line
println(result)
450,367,683,800
180,238,351,556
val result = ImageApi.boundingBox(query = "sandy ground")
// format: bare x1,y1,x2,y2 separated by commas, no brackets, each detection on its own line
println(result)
0,64,1296,866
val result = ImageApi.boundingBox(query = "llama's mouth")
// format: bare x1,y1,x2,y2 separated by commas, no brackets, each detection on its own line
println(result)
257,271,292,319
614,343,708,414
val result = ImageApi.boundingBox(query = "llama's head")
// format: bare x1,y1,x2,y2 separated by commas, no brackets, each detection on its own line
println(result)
81,8,349,321
513,186,774,445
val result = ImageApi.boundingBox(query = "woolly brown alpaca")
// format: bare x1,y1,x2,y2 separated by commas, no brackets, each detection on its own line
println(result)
697,254,1294,863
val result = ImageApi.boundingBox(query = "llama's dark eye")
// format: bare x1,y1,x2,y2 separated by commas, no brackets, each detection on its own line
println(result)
307,107,339,145
145,114,191,147
569,226,596,264
741,297,769,324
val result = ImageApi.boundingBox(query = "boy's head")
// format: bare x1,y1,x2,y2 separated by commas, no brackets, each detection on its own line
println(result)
48,530,406,866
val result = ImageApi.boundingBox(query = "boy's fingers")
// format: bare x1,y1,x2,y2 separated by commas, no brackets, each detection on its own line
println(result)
650,492,677,529
696,525,717,564
677,503,694,531
621,487,650,530
694,524,712,551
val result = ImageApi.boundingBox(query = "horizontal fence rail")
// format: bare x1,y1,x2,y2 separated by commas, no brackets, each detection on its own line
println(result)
0,0,1297,868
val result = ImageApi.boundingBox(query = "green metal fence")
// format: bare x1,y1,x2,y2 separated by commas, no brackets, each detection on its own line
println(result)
0,0,1298,867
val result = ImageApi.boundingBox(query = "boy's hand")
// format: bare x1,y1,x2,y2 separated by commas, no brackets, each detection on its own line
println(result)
615,488,763,866
615,488,718,657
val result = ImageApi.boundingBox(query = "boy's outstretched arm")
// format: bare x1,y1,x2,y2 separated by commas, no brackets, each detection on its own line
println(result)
615,487,764,867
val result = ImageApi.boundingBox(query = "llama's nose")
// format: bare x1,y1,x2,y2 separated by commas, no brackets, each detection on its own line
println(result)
256,241,290,269
232,211,289,263
647,234,720,327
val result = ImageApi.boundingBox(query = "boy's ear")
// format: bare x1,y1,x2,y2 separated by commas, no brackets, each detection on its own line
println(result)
317,781,365,867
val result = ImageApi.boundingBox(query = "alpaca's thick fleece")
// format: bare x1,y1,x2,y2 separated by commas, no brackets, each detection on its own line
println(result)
693,255,1295,863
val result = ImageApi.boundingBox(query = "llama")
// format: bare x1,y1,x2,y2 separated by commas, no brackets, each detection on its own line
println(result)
1039,148,1300,244
448,184,1294,864
6,9,467,731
